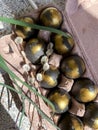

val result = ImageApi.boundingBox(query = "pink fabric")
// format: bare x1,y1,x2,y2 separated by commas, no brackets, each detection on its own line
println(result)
65,0,98,85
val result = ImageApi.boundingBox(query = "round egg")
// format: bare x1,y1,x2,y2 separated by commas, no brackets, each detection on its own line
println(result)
48,88,71,114
58,113,84,130
15,16,35,39
40,7,63,28
71,78,98,103
40,65,60,89
53,33,74,55
61,55,86,79
25,38,46,64
83,103,98,129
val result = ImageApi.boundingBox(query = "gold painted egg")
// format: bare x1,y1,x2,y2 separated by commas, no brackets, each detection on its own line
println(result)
15,16,35,39
53,33,74,55
58,113,84,130
71,78,98,103
25,38,46,64
83,103,98,129
40,65,60,89
48,88,71,114
61,55,86,79
40,7,63,28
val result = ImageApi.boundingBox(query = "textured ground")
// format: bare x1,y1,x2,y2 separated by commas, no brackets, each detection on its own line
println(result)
0,74,31,130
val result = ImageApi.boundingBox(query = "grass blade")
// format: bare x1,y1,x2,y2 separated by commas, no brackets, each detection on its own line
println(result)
0,55,55,112
19,97,25,128
0,83,20,94
0,83,61,130
0,16,69,38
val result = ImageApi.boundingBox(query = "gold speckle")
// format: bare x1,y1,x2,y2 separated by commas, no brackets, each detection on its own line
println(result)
49,92,69,110
54,35,68,54
72,117,83,130
42,74,56,87
31,44,42,54
66,59,79,79
80,88,97,102
93,118,98,129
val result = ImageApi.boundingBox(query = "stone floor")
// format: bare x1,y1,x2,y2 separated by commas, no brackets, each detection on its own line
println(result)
0,74,31,130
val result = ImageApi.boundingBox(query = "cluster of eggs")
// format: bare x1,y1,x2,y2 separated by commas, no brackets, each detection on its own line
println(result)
14,7,98,130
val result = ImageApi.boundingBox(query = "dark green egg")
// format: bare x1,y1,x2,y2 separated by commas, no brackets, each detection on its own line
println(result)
48,88,71,114
15,16,35,39
71,78,98,103
58,113,84,130
83,103,98,129
40,7,63,28
25,38,46,64
61,55,86,79
53,33,74,55
40,65,60,89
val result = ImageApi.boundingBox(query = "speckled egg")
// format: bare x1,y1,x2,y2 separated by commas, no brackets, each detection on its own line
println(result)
15,16,35,39
48,88,71,114
25,38,46,64
52,33,74,55
61,55,86,79
71,78,98,103
83,103,98,129
40,65,60,89
40,7,63,28
58,113,84,130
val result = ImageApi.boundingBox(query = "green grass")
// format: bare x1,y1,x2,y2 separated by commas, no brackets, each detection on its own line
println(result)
0,55,60,130
0,16,69,38
0,16,66,130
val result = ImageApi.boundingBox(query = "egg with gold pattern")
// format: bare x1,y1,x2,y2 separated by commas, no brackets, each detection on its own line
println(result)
61,55,86,79
48,88,71,114
40,7,63,28
83,103,98,129
58,113,84,130
15,16,35,39
53,33,74,55
25,38,46,64
40,65,60,89
71,78,98,103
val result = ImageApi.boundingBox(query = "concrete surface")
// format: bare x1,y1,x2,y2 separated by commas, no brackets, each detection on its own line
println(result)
0,74,31,130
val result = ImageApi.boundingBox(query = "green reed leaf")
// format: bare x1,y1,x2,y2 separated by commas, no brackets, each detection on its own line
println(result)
0,55,61,129
19,97,25,128
0,55,55,112
0,83,20,94
0,16,69,38
0,83,61,130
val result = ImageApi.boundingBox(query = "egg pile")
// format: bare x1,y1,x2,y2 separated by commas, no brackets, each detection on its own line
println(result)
14,6,98,130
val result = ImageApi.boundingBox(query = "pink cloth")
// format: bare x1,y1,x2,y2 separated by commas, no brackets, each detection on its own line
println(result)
65,0,98,85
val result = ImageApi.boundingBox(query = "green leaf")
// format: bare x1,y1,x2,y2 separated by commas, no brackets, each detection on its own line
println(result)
0,55,55,112
0,83,20,94
0,55,61,129
0,83,61,130
0,16,69,38
19,97,25,128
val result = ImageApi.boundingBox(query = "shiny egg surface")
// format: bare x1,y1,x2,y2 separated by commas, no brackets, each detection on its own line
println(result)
61,55,86,79
15,16,35,39
58,113,83,130
71,78,98,103
48,88,71,114
25,38,46,64
53,33,74,55
40,65,60,88
83,103,98,129
40,7,63,28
